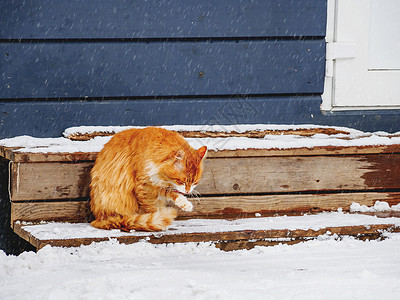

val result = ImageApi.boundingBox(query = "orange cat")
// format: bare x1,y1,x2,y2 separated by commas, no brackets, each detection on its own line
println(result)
90,127,207,232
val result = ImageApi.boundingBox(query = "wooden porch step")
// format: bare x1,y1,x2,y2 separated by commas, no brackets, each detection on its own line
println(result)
1,125,400,251
14,213,400,251
2,126,400,223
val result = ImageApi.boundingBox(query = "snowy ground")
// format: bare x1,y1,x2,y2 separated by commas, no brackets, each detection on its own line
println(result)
1,233,400,300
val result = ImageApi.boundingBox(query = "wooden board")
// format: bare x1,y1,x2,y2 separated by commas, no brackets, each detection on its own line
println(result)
0,0,326,39
2,143,400,163
10,162,93,201
9,153,400,201
13,222,400,251
199,154,400,194
1,40,324,99
11,192,400,223
11,201,91,224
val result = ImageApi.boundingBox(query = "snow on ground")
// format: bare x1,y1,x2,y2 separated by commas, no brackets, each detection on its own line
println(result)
1,124,400,153
1,210,399,300
1,234,400,300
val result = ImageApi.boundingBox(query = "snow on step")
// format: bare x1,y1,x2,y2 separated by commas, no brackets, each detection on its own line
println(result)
63,124,361,136
20,212,400,241
350,201,400,212
1,124,400,153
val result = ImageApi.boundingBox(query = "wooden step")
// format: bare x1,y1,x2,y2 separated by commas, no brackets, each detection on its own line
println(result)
14,213,400,251
10,193,400,224
1,134,400,222
1,125,400,250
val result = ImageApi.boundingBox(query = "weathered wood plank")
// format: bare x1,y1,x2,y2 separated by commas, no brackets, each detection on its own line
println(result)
10,162,93,201
1,40,325,99
180,192,400,217
207,145,400,158
0,0,326,39
9,153,400,201
2,149,97,163
12,222,32,244
3,144,400,163
199,154,400,194
14,222,400,251
11,201,91,224
215,224,400,251
11,192,400,223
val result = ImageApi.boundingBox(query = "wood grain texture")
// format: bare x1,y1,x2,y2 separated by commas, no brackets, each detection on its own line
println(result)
11,201,91,224
1,40,324,99
9,153,400,201
2,143,400,163
10,162,93,201
180,192,400,217
11,192,400,223
0,0,326,39
214,224,400,251
194,154,400,194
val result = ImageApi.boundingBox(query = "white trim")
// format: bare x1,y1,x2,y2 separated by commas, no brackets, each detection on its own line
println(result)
321,0,400,112
328,105,400,112
321,0,337,111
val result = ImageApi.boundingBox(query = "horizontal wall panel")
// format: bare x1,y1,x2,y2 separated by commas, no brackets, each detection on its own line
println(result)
2,97,400,139
0,0,326,39
0,40,325,99
0,96,324,138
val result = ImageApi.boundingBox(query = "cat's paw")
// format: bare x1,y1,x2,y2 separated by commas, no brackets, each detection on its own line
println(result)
175,194,193,212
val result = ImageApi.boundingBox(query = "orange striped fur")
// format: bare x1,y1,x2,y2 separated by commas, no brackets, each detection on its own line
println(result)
90,127,207,231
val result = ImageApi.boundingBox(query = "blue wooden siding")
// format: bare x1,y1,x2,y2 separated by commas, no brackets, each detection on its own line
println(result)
1,1,325,39
1,40,325,98
0,0,399,139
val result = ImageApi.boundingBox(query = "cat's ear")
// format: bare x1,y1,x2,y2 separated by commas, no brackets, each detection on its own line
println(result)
197,146,208,160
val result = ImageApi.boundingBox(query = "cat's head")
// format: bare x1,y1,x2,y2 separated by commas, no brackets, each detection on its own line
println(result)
146,146,207,194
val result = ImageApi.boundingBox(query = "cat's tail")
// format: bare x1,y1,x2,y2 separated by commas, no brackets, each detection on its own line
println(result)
91,207,178,232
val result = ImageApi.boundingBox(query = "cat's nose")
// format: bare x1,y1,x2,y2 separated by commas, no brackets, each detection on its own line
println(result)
185,186,191,193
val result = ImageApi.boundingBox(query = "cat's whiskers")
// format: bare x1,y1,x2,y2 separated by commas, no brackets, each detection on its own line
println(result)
188,189,202,203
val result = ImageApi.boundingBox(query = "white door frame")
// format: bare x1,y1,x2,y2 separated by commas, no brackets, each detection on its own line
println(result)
322,0,400,111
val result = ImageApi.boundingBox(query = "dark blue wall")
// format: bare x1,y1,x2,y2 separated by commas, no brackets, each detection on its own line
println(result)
1,0,399,138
